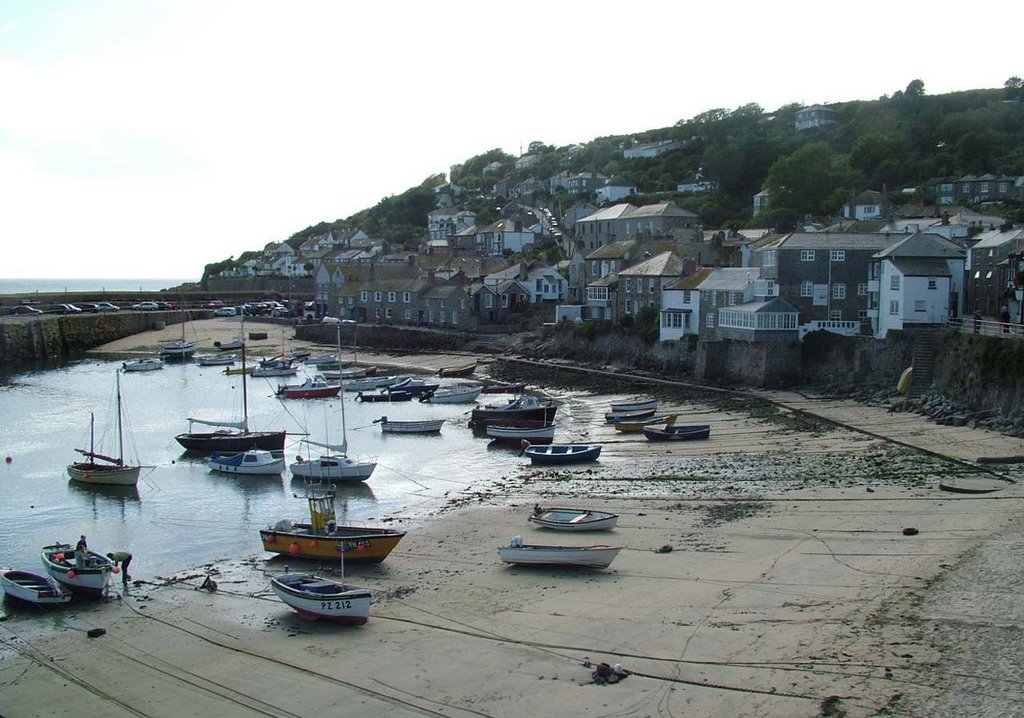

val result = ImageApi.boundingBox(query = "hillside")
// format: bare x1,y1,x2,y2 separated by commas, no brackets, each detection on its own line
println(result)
206,79,1024,277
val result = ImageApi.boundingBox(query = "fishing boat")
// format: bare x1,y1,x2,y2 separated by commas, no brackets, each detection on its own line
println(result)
40,543,115,595
604,406,657,423
419,384,482,404
1,568,72,605
497,537,621,568
276,376,341,400
197,353,237,366
480,382,526,394
207,449,284,475
485,423,555,444
260,485,405,562
342,375,398,392
388,377,439,396
469,395,557,428
642,423,711,442
175,343,287,453
251,357,298,377
614,414,678,433
122,357,163,372
355,389,414,403
290,325,377,483
67,371,142,487
437,361,477,378
269,572,372,623
528,506,619,532
374,416,445,434
609,397,659,414
522,443,602,465
304,353,338,367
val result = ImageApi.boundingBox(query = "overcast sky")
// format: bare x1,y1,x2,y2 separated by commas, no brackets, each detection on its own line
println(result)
1,0,1019,280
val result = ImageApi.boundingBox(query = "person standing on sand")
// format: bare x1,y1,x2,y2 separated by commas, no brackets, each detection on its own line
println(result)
106,551,132,583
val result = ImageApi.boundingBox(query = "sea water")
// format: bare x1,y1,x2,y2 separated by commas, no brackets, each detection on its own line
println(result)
0,356,525,580
0,278,192,296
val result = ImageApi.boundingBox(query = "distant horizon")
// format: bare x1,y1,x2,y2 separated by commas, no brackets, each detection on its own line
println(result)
0,277,194,295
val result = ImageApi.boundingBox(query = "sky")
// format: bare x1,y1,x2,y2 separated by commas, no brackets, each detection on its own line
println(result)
1,1,1020,281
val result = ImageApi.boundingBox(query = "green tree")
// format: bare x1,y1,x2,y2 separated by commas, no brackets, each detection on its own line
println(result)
765,142,834,217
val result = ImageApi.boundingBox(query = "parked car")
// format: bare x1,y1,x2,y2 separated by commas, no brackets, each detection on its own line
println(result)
76,302,99,313
153,301,172,310
94,302,120,312
207,299,225,309
214,306,237,317
9,305,42,315
321,316,342,324
131,301,160,311
56,303,83,314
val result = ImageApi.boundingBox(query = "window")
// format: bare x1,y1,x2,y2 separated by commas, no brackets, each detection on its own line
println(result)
705,313,716,328
636,278,643,293
914,300,926,312
763,250,776,267
829,310,841,321
388,291,396,303
832,283,846,300
940,183,953,192
928,278,937,290
857,283,868,296
830,250,845,262
889,300,900,315
385,308,392,319
648,278,655,292
501,293,509,308
890,275,900,291
374,291,382,302
360,291,368,302
801,250,815,262
485,294,493,308
404,309,411,321
404,291,411,303
683,290,692,303
624,280,631,293
727,292,737,306
451,312,458,324
440,311,446,323
800,280,814,297
858,309,868,319
375,307,382,318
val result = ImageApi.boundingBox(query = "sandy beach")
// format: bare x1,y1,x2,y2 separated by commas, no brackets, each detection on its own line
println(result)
1,319,1022,717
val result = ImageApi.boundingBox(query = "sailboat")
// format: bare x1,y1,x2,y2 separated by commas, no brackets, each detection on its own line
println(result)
290,324,377,482
67,371,142,486
214,307,246,352
175,340,288,453
158,304,198,360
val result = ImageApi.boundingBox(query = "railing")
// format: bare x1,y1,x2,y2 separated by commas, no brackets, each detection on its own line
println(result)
948,316,1024,338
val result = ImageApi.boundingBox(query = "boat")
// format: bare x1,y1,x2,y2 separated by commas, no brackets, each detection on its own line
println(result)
609,397,659,414
341,375,398,392
355,389,414,403
197,353,237,366
528,506,619,532
207,449,284,475
388,377,439,396
1,568,73,605
522,443,602,465
224,365,255,375
470,395,557,428
214,309,245,351
497,537,621,568
251,357,298,377
260,484,405,562
304,353,339,367
374,416,445,434
486,423,555,444
437,361,477,378
157,307,198,361
276,376,341,400
67,371,142,487
480,382,526,394
290,349,312,362
175,343,287,453
419,384,483,404
122,357,163,372
269,572,372,623
40,543,115,595
614,414,678,433
290,324,377,483
604,406,657,423
642,423,711,442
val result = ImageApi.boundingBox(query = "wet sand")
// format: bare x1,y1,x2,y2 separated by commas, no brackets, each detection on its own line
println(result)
1,320,1021,717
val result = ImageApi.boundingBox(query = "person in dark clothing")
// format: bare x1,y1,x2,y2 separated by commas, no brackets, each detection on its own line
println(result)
1000,306,1011,333
106,551,132,583
75,535,88,567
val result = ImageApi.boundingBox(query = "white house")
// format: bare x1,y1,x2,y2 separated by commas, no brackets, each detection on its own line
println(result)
660,268,712,340
475,219,536,256
871,232,966,338
595,177,637,204
524,265,566,303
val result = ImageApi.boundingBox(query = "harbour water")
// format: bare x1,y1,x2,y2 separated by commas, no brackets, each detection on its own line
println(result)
0,355,531,580
0,278,192,296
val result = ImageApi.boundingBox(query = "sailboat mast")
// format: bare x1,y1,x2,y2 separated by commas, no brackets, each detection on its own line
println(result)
337,325,348,456
115,371,125,465
241,339,250,432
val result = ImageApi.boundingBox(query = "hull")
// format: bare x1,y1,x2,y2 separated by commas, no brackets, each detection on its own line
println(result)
197,354,236,366
389,379,439,396
270,574,371,623
523,444,601,465
609,397,658,414
251,366,298,377
614,414,678,433
175,430,287,454
277,379,342,399
470,404,557,427
421,386,483,404
41,545,114,595
377,418,445,434
208,449,284,475
498,544,621,568
528,508,619,532
158,340,197,360
340,376,396,392
260,525,405,563
481,383,526,394
290,455,376,482
214,338,245,352
486,424,555,443
67,461,141,486
355,390,413,403
643,424,711,442
605,407,657,423
1,568,73,605
437,363,477,378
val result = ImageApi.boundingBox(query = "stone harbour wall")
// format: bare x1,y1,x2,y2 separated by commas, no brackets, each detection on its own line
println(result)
0,313,181,364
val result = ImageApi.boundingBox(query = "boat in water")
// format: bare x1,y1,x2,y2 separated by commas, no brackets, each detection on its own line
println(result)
207,449,285,475
374,416,445,434
67,371,142,487
122,357,163,372
40,543,115,595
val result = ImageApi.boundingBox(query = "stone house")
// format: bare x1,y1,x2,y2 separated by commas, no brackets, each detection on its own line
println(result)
616,251,687,319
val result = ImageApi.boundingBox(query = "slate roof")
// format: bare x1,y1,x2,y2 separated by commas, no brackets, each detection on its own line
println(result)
891,258,953,276
778,232,897,250
665,267,713,290
618,251,685,277
695,267,761,291
873,232,965,259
